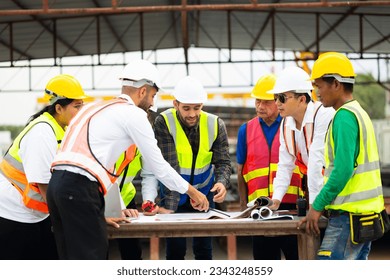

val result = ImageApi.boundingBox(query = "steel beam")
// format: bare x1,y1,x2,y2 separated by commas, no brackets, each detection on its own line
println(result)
1,2,390,16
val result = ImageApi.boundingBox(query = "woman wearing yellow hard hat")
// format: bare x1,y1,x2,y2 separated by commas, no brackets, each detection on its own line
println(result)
0,74,88,260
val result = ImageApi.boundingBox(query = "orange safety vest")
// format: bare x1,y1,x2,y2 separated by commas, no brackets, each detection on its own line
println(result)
51,98,137,195
0,112,63,213
282,102,323,175
242,117,303,204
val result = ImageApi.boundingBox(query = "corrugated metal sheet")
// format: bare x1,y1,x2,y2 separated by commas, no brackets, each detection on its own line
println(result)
0,0,389,63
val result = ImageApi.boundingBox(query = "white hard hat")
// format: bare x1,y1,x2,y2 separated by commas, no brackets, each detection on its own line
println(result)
119,59,162,90
172,76,207,103
267,66,313,96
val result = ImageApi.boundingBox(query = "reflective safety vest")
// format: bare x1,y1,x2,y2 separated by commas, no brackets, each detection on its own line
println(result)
242,117,303,204
117,149,142,206
282,102,322,175
51,99,137,195
0,112,64,213
324,101,384,213
161,109,218,206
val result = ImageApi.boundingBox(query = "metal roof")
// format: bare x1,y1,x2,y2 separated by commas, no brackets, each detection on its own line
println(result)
1,0,390,64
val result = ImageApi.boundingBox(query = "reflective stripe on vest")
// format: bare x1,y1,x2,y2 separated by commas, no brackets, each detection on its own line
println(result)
242,117,303,204
283,102,322,175
161,109,218,205
117,149,141,206
324,100,384,213
51,99,137,194
0,112,64,213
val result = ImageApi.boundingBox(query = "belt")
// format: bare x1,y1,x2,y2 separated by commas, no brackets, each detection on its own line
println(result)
328,210,349,217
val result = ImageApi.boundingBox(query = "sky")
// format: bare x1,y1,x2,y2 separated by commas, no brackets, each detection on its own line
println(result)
0,48,389,126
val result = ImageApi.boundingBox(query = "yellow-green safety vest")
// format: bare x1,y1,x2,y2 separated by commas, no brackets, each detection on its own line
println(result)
324,100,384,213
116,149,142,206
161,109,218,206
0,112,64,213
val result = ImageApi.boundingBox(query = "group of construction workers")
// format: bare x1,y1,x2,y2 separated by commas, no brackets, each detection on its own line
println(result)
0,51,387,260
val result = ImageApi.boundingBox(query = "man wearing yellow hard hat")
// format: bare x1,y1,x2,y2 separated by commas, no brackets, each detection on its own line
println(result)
236,74,303,259
0,74,88,259
299,52,388,260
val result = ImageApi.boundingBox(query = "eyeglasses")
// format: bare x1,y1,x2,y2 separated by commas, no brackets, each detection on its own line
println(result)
274,94,295,104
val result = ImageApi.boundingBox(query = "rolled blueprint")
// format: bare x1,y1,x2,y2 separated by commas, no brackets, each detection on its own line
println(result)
247,196,273,208
251,209,260,220
251,206,273,220
258,206,273,219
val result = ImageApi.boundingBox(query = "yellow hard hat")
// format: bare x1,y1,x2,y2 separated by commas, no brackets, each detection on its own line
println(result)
44,74,88,104
251,74,277,100
310,52,356,83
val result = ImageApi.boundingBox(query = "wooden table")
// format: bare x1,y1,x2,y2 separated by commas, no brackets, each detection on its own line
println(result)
108,215,327,260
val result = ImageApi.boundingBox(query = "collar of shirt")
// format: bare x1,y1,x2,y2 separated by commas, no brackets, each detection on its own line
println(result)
285,101,315,132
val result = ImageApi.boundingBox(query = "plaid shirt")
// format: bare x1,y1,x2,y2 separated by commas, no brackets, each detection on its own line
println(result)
153,110,231,211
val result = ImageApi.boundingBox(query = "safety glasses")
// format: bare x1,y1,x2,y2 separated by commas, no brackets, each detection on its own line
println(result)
274,93,295,104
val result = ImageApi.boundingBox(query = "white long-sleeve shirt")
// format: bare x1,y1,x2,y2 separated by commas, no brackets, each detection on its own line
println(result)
141,167,159,202
272,102,335,204
54,94,189,195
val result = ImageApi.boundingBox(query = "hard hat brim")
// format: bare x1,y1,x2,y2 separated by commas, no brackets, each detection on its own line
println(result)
251,92,275,100
266,89,282,94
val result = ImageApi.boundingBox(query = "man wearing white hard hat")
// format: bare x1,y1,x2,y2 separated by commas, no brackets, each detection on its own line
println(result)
142,75,231,260
267,66,335,214
47,61,209,259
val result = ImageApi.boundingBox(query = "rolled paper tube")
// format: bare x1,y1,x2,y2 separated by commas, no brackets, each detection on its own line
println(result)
259,206,273,219
251,209,260,220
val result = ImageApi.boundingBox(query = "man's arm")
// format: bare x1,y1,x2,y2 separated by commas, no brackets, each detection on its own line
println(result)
140,164,159,202
271,120,297,209
307,106,335,204
152,114,181,211
154,114,180,172
129,110,190,197
211,118,232,187
236,123,248,210
210,118,232,203
236,164,248,210
37,183,48,202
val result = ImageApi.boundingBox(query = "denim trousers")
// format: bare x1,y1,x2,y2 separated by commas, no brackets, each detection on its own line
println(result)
318,214,371,260
165,192,215,260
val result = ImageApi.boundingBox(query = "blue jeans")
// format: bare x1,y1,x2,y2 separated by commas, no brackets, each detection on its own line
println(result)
318,214,371,260
165,192,215,260
252,202,299,260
